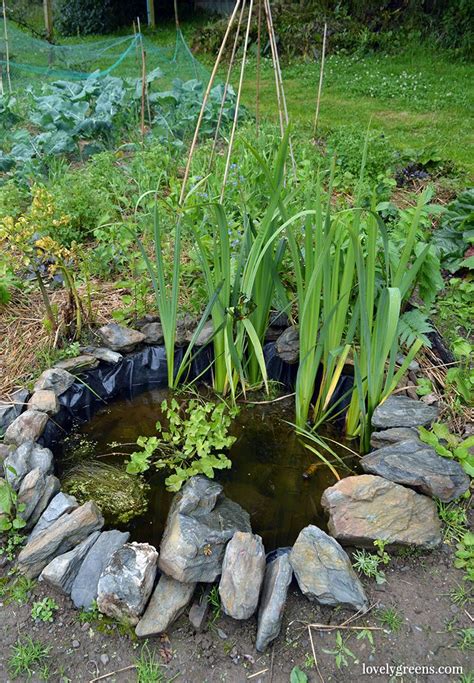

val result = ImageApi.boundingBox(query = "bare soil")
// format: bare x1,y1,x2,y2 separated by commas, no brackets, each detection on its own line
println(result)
1,541,472,683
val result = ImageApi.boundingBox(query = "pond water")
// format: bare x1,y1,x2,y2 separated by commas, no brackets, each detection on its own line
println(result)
61,389,356,551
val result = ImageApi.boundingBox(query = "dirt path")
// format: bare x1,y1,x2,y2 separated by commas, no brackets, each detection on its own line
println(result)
0,542,472,683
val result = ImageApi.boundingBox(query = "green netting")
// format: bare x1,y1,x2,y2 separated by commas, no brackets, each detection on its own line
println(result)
0,20,210,87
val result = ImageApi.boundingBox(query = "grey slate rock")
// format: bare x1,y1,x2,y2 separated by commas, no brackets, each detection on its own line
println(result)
17,501,104,578
97,542,158,625
18,469,49,525
256,553,292,652
370,427,420,450
24,474,60,529
40,532,101,594
29,492,78,541
4,411,49,447
0,389,29,431
135,574,196,637
27,390,60,415
372,396,438,430
141,322,164,345
195,320,214,347
98,323,145,353
34,368,75,396
54,355,99,373
290,525,367,611
361,439,470,502
4,442,53,490
159,476,251,583
81,346,123,364
189,585,212,631
71,530,130,609
219,532,266,620
275,327,299,364
0,444,12,463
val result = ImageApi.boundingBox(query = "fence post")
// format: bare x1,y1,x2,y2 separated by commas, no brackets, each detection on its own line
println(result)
43,0,53,40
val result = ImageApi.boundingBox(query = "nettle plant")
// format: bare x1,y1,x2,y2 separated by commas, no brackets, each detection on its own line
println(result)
126,398,239,491
0,472,27,534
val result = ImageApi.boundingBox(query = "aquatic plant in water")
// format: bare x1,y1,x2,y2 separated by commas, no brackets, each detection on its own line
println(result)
62,462,149,524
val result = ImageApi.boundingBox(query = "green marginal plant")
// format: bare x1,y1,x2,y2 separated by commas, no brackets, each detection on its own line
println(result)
292,423,357,480
126,397,238,491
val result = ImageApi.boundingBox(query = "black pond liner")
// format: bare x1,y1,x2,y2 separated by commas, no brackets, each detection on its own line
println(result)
40,341,354,452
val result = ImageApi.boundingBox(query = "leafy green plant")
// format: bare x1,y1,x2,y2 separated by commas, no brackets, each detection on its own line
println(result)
455,532,474,583
0,473,27,534
207,585,222,625
7,576,36,605
322,631,357,669
432,189,474,273
419,423,474,476
126,398,238,491
31,597,59,623
9,637,50,680
290,667,308,683
353,539,391,584
437,500,469,545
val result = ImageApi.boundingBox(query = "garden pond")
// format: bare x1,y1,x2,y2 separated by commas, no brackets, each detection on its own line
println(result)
57,389,357,551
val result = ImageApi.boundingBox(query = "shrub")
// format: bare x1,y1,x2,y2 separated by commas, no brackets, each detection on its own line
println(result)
55,0,144,36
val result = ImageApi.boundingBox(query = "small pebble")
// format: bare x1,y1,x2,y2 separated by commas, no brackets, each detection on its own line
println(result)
100,654,110,666
72,640,80,649
217,628,228,640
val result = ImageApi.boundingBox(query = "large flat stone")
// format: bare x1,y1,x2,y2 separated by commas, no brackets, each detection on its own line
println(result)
81,347,123,364
34,368,75,396
97,542,158,625
0,389,29,431
289,525,367,611
29,492,78,541
40,532,101,594
321,475,442,549
370,427,420,450
54,355,99,373
98,323,145,353
219,532,266,620
18,469,60,529
135,574,196,637
17,501,104,578
361,440,470,502
371,396,438,430
4,411,49,447
70,530,130,610
27,390,60,415
141,322,164,345
256,553,292,652
159,476,251,583
4,441,53,491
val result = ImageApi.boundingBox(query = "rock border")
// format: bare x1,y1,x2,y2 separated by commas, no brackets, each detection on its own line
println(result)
2,319,463,651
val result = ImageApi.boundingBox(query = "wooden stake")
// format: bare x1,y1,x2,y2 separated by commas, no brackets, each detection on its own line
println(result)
179,0,242,206
137,17,147,139
313,22,327,138
146,0,155,28
208,0,246,170
2,0,11,93
263,0,284,140
256,0,262,137
174,0,180,30
220,0,254,203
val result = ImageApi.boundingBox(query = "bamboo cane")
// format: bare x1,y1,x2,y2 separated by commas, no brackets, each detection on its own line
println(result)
263,0,284,139
264,0,296,175
220,0,254,203
2,0,12,93
137,17,147,138
174,0,180,30
256,0,262,137
179,0,242,206
208,0,246,170
313,22,327,138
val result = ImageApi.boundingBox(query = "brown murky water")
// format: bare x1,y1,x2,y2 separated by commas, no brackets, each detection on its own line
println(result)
63,389,356,551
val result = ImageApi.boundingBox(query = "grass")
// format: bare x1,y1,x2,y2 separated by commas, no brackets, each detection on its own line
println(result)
9,636,51,680
135,643,166,683
377,607,404,633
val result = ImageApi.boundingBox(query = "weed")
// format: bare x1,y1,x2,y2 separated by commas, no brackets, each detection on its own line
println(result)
31,597,59,623
456,628,474,652
353,539,391,584
377,607,404,633
323,631,358,669
437,500,468,544
8,576,36,605
303,653,315,669
454,531,474,583
135,642,166,683
290,667,308,683
0,531,27,561
9,636,51,680
356,628,375,653
450,583,473,608
207,585,222,625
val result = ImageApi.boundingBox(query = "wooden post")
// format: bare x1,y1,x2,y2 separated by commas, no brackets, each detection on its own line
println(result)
43,0,53,41
174,0,180,30
146,0,155,28
256,0,262,137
